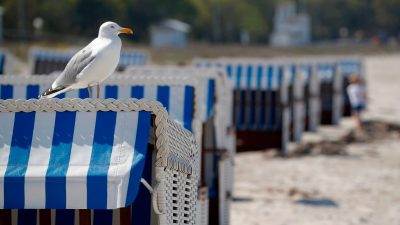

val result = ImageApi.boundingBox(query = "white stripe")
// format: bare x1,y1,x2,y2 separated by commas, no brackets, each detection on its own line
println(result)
24,112,56,208
271,66,279,90
65,90,79,98
259,66,268,89
108,112,138,208
169,87,185,127
250,65,258,89
12,86,27,99
65,112,97,208
0,112,15,208
143,86,157,101
117,86,131,99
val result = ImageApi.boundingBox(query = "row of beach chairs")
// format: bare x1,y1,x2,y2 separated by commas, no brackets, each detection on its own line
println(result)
0,51,363,225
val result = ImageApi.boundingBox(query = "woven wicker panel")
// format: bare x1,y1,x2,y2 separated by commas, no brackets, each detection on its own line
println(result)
164,168,197,225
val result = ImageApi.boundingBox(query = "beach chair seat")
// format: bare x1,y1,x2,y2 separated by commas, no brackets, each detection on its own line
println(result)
0,98,199,225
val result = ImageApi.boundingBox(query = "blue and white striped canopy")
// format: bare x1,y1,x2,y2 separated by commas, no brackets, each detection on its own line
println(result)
196,62,284,90
0,110,152,209
338,59,362,76
30,49,148,69
317,64,336,81
0,84,194,132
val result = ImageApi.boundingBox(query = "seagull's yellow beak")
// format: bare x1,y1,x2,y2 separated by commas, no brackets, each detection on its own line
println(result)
119,27,133,35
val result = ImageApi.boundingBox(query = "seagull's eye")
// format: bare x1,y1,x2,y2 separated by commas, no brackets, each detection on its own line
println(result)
111,25,115,29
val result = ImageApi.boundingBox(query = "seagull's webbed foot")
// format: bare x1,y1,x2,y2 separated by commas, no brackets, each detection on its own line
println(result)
87,85,92,98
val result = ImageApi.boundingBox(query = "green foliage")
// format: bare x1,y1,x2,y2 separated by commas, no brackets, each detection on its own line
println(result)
1,0,400,43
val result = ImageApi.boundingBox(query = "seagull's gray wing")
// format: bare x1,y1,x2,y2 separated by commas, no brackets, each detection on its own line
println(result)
52,48,96,88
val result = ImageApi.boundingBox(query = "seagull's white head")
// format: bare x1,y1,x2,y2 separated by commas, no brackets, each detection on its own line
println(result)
99,21,133,38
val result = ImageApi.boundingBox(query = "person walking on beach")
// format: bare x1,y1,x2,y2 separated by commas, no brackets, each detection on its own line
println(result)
347,75,366,130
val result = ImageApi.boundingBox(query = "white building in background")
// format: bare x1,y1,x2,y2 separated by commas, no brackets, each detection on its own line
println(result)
270,2,311,47
149,19,190,48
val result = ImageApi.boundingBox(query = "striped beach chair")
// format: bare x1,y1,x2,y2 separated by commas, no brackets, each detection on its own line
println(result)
29,47,149,75
0,73,205,225
337,57,364,117
316,60,343,125
194,58,290,155
300,63,320,132
126,65,235,225
0,98,199,225
286,62,305,143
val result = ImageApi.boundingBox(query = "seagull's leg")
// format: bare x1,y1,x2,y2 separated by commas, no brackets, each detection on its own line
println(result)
87,85,92,98
97,84,100,98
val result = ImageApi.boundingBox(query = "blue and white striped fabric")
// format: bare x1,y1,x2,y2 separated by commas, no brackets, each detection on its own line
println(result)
201,78,215,121
196,61,284,131
119,51,148,67
317,63,335,81
338,59,362,77
0,84,194,132
0,110,152,209
0,51,6,75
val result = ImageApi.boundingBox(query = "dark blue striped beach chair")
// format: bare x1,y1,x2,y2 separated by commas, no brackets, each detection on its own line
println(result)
194,58,290,155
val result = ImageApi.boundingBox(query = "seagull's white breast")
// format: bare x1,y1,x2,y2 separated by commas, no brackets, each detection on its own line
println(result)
76,37,121,87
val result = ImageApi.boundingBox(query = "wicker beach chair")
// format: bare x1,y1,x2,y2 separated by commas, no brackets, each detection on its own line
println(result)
29,47,149,75
194,58,290,155
299,63,320,132
316,60,343,125
0,98,199,225
0,73,207,225
125,66,235,225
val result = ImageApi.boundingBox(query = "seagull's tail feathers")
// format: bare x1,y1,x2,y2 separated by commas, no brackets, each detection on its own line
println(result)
39,86,68,99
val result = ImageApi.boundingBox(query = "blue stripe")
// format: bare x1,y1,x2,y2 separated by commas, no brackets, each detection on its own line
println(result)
131,86,144,98
87,111,117,208
236,65,242,88
157,86,170,111
27,85,40,99
4,112,35,208
46,112,76,208
57,93,66,99
93,210,113,225
183,86,194,131
125,111,151,206
79,89,89,98
131,145,153,225
55,209,75,225
1,85,13,99
256,65,263,89
17,209,37,225
246,65,252,88
267,66,273,89
206,79,215,119
226,65,232,77
105,85,118,98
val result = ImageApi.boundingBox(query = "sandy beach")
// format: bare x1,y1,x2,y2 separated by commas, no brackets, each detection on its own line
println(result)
231,54,400,225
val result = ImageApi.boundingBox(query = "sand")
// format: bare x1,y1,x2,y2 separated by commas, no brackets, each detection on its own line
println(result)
231,55,400,225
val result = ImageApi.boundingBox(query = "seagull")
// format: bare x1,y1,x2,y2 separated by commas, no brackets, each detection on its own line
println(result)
39,21,133,98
